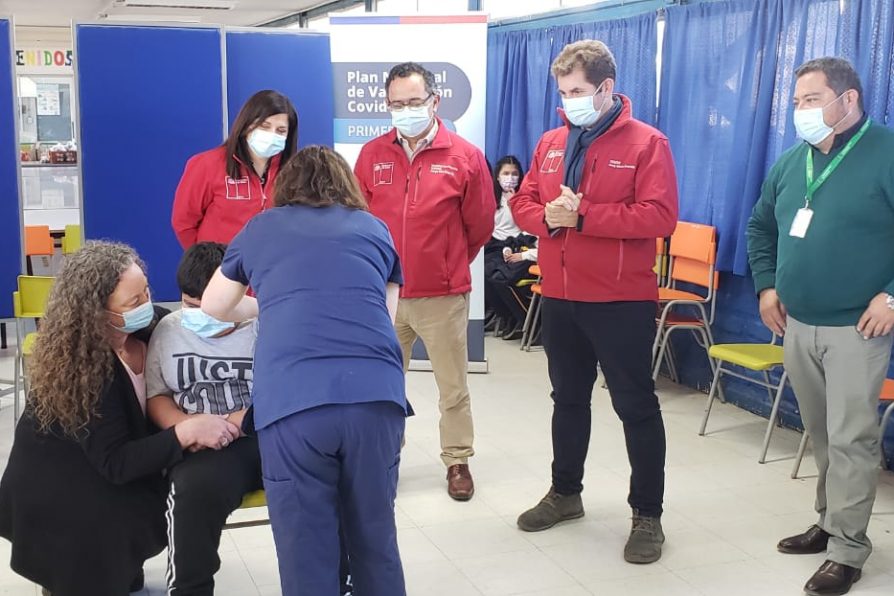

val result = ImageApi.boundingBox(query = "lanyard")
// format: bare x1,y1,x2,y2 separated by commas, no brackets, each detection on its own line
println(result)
805,118,871,206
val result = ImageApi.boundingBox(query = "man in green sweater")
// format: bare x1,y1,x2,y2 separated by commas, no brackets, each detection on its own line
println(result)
747,57,894,596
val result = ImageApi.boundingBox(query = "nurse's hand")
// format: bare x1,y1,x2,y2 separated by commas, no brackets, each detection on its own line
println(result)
175,415,240,451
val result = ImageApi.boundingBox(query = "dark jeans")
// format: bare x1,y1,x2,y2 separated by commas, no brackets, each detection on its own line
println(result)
541,298,666,517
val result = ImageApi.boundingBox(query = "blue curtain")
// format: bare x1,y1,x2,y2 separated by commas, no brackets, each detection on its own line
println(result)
838,0,894,124
486,12,657,171
658,0,843,274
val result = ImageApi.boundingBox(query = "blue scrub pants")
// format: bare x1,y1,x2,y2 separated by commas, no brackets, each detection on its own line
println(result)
258,401,406,596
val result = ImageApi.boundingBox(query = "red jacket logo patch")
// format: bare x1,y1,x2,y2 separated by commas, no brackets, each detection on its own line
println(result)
540,149,564,174
373,162,394,186
224,176,251,200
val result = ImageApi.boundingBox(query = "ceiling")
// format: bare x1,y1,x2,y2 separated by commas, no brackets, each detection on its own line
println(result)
0,0,329,28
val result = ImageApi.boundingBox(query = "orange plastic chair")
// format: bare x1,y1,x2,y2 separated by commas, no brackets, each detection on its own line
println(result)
794,378,894,476
652,222,720,382
24,226,55,275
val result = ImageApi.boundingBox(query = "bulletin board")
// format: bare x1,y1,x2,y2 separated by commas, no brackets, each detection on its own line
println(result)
0,18,22,319
76,24,225,300
225,29,334,148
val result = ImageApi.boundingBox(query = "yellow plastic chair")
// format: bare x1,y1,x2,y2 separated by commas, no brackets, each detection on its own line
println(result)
12,275,54,422
61,224,82,255
224,489,269,530
698,334,788,463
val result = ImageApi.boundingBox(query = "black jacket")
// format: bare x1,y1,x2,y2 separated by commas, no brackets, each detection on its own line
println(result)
0,312,182,595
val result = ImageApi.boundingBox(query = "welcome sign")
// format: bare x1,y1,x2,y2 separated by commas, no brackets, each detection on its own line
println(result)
16,48,74,68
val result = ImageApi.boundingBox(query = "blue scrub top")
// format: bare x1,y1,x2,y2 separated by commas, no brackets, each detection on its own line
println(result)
221,203,408,431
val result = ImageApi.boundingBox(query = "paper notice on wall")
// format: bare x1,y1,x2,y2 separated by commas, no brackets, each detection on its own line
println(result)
37,85,60,116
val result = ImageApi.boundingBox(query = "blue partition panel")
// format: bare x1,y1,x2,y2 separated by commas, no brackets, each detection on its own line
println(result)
76,24,225,300
226,30,334,147
0,19,20,319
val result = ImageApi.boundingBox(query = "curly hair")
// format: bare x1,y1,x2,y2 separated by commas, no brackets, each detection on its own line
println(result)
29,241,146,436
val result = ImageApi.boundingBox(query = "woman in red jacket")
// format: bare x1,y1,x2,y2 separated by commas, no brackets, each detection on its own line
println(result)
172,90,298,248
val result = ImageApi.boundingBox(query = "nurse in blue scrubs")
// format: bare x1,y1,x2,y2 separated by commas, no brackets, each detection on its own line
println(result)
201,145,408,596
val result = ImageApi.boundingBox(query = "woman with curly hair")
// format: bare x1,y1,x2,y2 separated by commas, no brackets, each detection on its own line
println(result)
0,241,239,596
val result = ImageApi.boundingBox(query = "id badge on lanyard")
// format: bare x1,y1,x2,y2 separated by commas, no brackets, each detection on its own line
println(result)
789,202,813,238
791,118,871,238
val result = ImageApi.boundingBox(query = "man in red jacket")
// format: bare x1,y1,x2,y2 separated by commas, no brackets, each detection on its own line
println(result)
354,62,495,501
511,41,678,564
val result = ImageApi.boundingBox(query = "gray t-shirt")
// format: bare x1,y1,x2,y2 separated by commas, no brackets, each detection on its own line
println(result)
146,309,256,415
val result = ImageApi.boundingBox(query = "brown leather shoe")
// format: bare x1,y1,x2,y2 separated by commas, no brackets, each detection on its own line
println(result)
777,525,830,554
446,464,474,501
804,560,861,596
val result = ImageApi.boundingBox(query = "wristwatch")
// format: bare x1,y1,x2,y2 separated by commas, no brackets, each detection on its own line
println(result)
886,294,894,311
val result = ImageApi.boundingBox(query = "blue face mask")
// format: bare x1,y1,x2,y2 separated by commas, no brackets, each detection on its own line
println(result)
562,84,609,128
391,105,433,138
108,299,154,334
247,129,286,158
181,306,236,339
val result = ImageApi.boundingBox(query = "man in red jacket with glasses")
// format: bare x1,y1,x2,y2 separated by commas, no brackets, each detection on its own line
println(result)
354,62,495,501
511,40,678,564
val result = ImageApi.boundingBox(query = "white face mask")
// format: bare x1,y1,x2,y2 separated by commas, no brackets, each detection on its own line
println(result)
562,84,609,128
499,174,519,192
793,92,849,145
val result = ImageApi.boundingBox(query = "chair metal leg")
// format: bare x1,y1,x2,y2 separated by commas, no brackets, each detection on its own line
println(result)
519,293,538,351
792,431,809,479
759,371,788,464
652,326,677,381
665,340,680,383
1,322,6,349
14,320,23,423
880,401,894,470
699,363,724,436
525,297,543,353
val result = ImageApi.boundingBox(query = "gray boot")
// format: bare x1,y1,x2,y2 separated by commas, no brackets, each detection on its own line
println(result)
517,488,584,532
624,511,665,564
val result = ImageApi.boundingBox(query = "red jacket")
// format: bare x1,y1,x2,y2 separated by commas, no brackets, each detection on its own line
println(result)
171,146,281,248
354,119,495,298
510,95,678,303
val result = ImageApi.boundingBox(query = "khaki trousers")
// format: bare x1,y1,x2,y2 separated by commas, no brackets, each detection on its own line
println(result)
784,316,892,568
395,294,474,467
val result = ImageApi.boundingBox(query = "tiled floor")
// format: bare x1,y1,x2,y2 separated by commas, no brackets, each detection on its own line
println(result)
1,336,893,595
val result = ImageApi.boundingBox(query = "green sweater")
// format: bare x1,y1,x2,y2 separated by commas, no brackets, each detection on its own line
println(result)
747,119,894,326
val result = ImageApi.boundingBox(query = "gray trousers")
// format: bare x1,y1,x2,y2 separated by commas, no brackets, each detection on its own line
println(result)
784,317,892,568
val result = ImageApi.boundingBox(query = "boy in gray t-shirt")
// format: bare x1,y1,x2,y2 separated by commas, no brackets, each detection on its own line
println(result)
146,242,262,595
146,309,255,417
